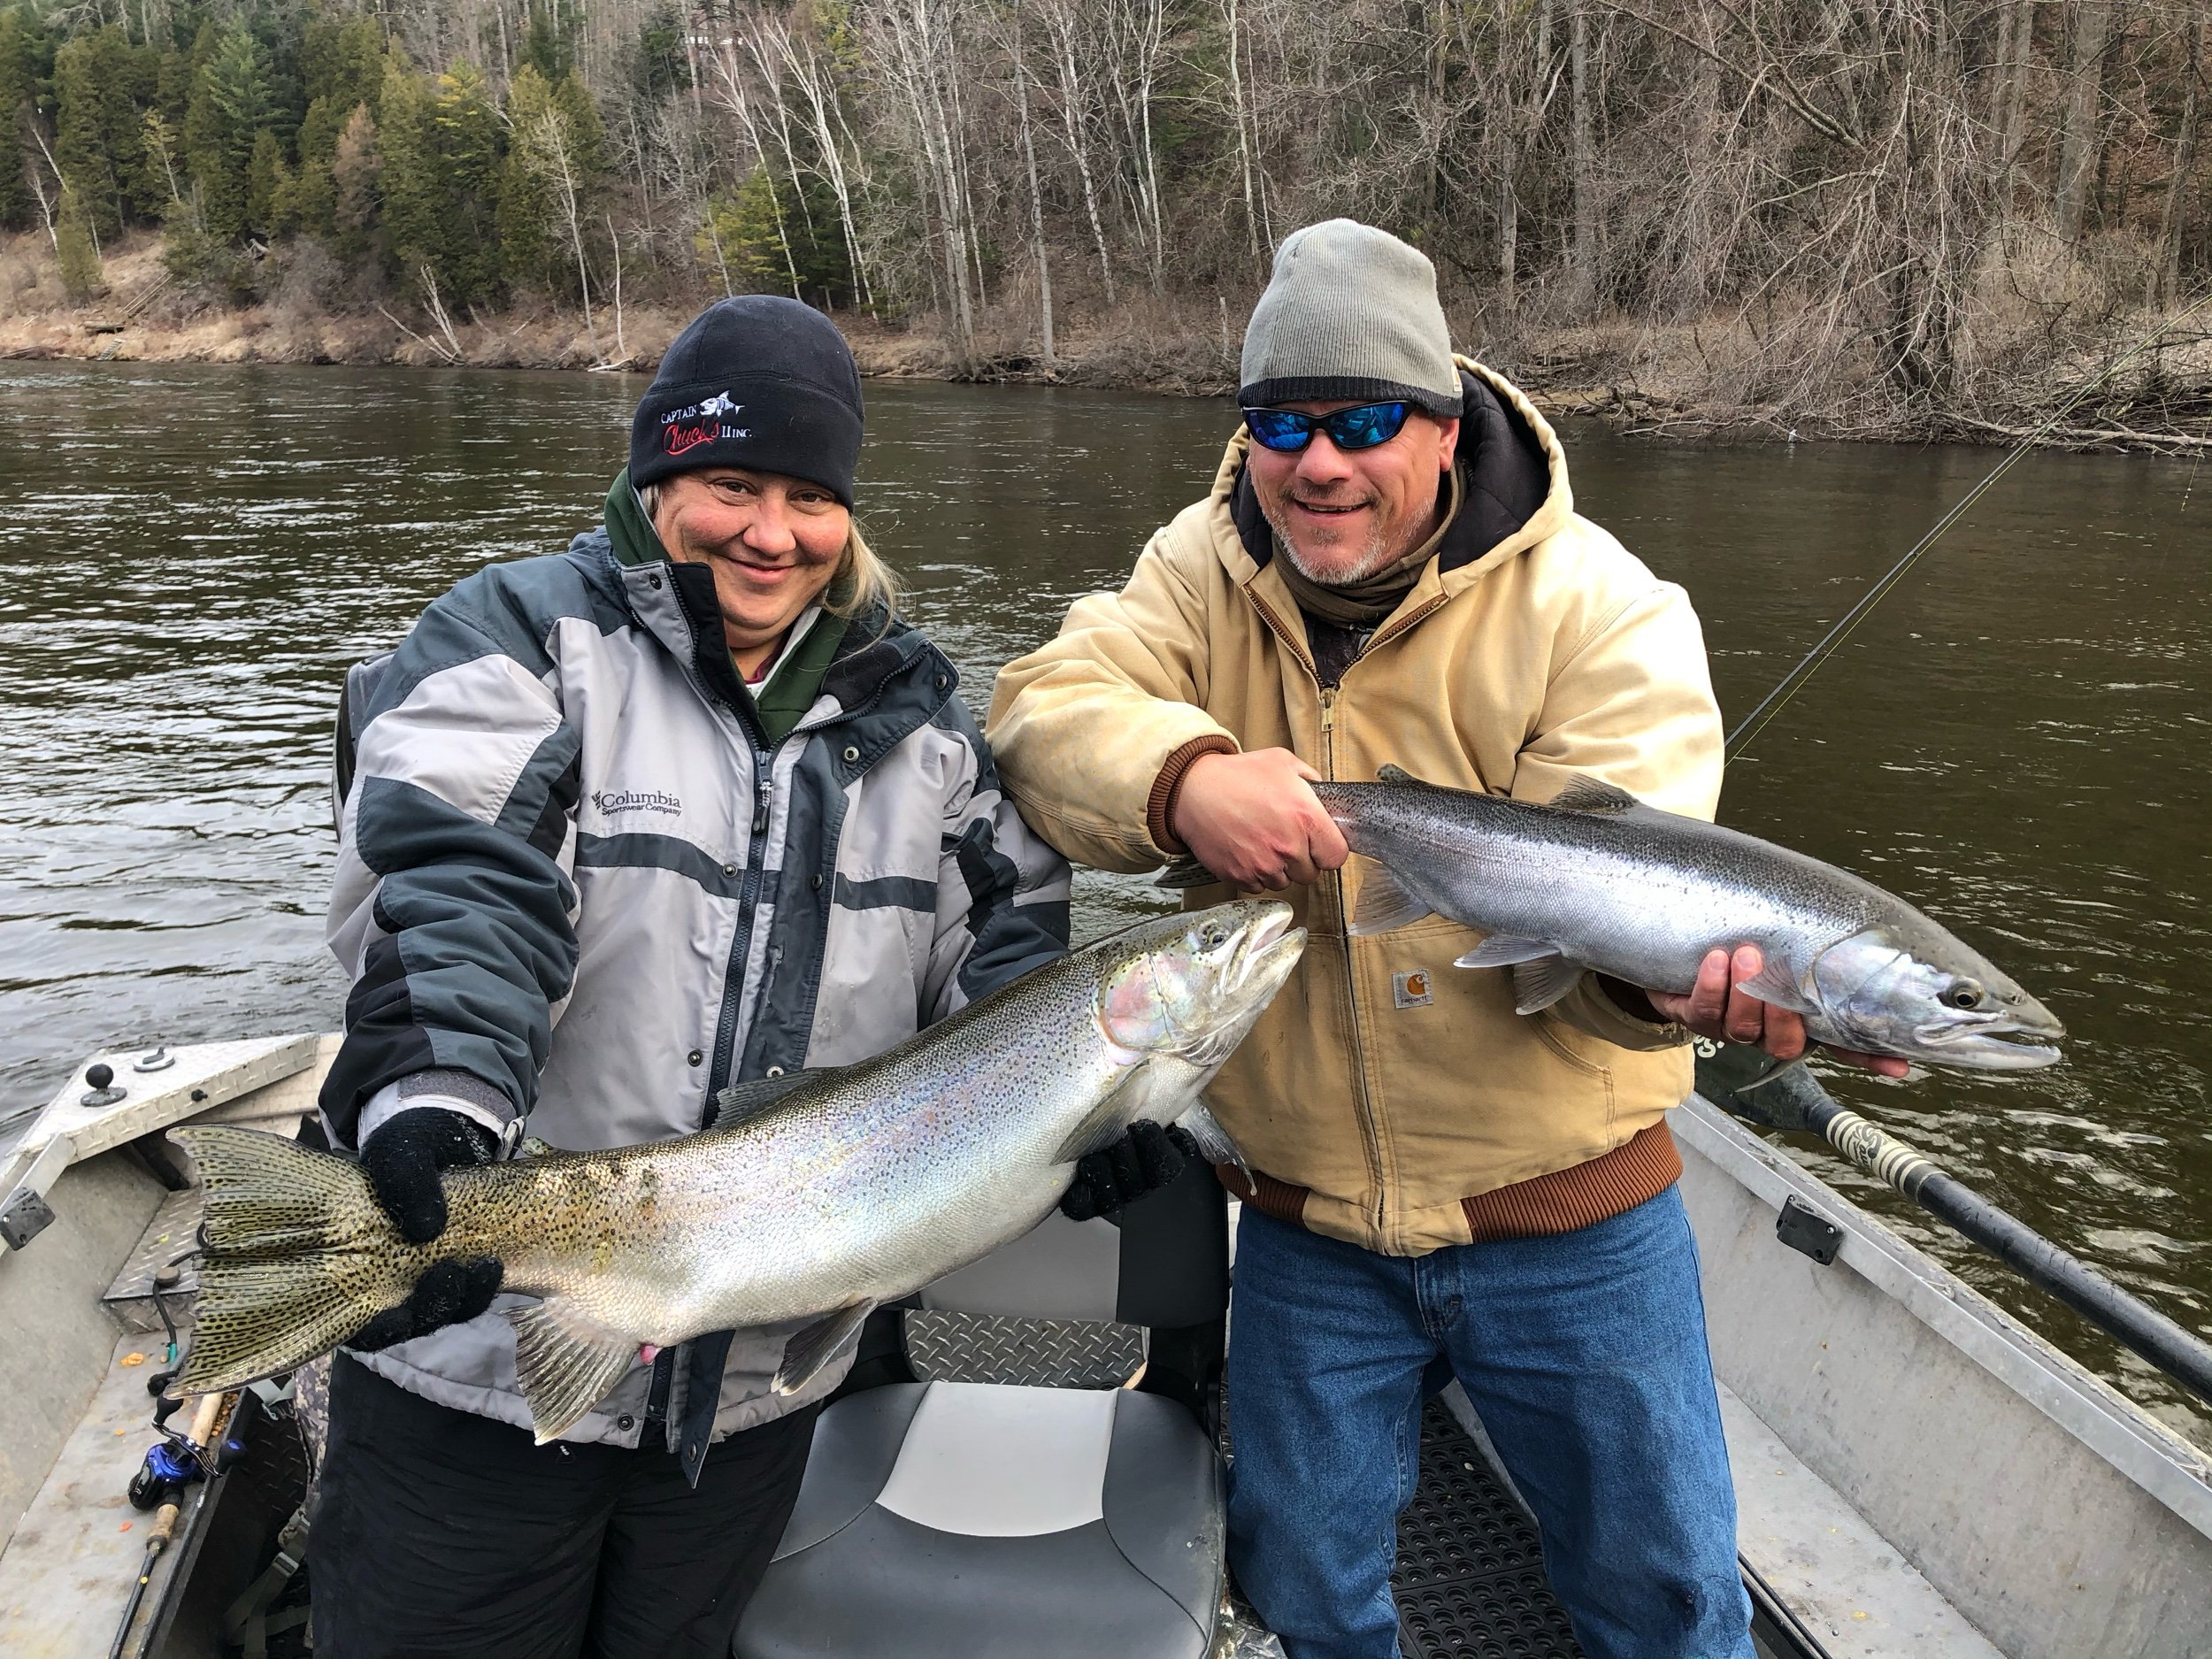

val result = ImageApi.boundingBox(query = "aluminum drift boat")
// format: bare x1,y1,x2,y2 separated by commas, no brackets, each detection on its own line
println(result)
1,1036,2208,1658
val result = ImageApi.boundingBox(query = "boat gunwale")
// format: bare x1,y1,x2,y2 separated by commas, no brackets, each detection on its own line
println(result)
1678,1094,2212,1540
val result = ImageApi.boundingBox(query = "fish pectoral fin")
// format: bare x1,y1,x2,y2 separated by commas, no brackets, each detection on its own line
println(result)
506,1298,643,1447
1174,1100,1250,1181
1732,957,1813,1013
710,1069,824,1131
1453,933,1559,971
1156,856,1220,890
1053,1067,1148,1163
1509,954,1588,1015
1347,862,1437,936
773,1300,877,1396
1546,775,1642,815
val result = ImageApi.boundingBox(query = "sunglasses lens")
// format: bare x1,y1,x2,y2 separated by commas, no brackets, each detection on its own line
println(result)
1244,409,1312,451
1325,403,1410,449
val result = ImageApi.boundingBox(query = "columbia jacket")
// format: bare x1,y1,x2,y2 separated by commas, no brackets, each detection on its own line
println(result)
987,360,1723,1256
323,503,1069,1451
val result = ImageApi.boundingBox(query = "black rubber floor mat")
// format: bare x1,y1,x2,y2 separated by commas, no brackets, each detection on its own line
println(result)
1396,1402,1583,1658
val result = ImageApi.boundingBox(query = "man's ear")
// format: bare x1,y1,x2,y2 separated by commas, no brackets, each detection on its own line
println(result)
1433,415,1462,470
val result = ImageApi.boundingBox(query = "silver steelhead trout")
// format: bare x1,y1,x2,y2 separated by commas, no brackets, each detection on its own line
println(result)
1296,767,2063,1071
173,901,1303,1441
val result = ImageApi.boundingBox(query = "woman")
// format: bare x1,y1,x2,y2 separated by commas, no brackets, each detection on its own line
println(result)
309,297,1179,1658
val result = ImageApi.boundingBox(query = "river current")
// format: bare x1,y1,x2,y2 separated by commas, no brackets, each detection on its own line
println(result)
1,360,2206,1446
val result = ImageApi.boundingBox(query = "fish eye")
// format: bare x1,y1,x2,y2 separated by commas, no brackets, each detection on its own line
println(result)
1200,924,1228,949
1946,980,1984,1010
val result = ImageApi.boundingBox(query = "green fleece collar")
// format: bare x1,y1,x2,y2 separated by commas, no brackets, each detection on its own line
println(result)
604,468,848,740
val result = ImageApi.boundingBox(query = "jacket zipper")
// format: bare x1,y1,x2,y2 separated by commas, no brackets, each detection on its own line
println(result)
1245,580,1391,1235
1317,683,1388,1233
706,735,780,1107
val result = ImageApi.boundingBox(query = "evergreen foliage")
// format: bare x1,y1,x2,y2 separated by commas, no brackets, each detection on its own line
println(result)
54,180,100,298
0,8,38,231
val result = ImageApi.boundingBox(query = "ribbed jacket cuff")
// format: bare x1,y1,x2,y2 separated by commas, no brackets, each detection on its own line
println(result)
1147,735,1240,856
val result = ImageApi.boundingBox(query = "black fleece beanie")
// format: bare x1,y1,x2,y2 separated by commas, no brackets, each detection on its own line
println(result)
630,296,864,506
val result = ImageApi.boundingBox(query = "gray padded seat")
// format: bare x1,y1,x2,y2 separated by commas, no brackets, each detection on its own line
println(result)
735,1164,1230,1659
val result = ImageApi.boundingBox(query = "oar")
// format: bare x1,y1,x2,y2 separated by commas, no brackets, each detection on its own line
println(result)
1696,1045,2212,1410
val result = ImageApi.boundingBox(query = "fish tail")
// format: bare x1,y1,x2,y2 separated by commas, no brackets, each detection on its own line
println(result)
170,1125,413,1392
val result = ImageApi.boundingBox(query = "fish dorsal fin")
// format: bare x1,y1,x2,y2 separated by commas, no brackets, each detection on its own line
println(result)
1547,775,1641,815
1348,861,1435,935
1175,1100,1251,1181
773,1299,877,1396
710,1069,822,1130
1053,1066,1148,1163
1376,763,1450,789
1156,856,1221,890
1510,955,1586,1015
506,1298,643,1445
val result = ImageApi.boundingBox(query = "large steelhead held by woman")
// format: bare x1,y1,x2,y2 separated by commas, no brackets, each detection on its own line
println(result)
1309,767,2063,1071
173,902,1304,1442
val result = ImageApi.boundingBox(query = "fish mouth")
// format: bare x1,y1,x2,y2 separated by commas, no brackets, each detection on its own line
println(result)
1908,1008,2068,1071
1227,903,1305,998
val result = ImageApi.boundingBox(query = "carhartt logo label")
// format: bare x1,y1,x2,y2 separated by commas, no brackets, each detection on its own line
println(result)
1393,971,1433,1009
592,789,682,818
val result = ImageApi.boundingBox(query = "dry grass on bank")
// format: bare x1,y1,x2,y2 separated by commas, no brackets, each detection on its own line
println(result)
5,227,2208,453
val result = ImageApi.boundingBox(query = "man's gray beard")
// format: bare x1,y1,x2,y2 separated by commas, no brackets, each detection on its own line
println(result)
1262,501,1396,586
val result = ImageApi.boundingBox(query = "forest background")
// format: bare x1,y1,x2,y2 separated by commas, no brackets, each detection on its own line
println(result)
0,0,2208,445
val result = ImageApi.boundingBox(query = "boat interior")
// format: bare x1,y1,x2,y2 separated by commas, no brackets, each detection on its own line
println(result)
2,1035,2208,1658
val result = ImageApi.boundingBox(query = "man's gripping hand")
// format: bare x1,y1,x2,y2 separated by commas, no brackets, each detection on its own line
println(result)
1169,749,1348,890
349,1107,506,1352
1642,945,1909,1079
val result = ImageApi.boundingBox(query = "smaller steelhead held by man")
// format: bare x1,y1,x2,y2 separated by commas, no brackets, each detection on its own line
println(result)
173,902,1304,1443
1173,767,2062,1072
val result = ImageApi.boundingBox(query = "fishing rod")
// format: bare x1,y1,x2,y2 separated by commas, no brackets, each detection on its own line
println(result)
1725,289,2212,761
1696,1046,2212,1410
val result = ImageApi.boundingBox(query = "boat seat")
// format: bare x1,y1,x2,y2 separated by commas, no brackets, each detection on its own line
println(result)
734,1158,1229,1659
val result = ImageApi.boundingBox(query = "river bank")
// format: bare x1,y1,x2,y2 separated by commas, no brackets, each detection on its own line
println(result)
6,229,2210,451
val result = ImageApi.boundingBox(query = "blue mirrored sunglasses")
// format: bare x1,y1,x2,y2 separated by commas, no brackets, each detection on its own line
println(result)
1241,401,1412,453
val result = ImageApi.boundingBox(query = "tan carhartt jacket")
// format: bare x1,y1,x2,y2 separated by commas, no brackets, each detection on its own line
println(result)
987,360,1724,1256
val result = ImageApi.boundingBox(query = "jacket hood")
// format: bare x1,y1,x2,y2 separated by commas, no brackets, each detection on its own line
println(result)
1219,357,1574,603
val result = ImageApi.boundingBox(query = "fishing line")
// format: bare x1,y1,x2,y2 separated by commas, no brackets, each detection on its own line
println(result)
1725,289,2212,762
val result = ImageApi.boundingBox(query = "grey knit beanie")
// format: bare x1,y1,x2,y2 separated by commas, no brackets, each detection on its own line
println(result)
1239,219,1462,418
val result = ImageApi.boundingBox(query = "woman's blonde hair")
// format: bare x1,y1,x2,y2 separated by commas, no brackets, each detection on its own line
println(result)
638,479,899,623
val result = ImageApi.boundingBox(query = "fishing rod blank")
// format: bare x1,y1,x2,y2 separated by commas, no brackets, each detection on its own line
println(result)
1726,289,2212,761
1697,1048,2212,1410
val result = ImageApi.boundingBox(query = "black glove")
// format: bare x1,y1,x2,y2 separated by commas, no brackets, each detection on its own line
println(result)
1060,1122,1199,1222
360,1106,498,1244
349,1108,505,1353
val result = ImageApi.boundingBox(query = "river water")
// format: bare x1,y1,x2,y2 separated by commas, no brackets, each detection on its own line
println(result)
2,360,2207,1447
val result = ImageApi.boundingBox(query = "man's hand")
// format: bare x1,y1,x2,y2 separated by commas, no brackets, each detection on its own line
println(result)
1170,748,1348,890
349,1107,506,1351
1644,945,1909,1079
1062,1122,1198,1221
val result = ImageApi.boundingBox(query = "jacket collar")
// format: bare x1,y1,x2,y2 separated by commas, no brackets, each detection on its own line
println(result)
1218,357,1573,602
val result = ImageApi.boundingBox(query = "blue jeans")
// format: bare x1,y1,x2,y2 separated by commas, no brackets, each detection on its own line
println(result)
1226,1187,1752,1659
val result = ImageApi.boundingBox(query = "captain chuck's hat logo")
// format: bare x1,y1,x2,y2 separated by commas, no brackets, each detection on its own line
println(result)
661,391,749,457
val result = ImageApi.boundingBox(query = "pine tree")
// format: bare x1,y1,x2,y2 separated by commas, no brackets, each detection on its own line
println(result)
498,65,604,297
375,61,442,288
247,126,292,234
329,102,380,270
430,62,503,304
182,22,273,242
52,27,158,240
294,20,385,238
55,182,103,299
0,7,36,233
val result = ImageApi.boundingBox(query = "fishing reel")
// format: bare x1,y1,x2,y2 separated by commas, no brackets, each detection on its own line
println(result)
128,1436,207,1511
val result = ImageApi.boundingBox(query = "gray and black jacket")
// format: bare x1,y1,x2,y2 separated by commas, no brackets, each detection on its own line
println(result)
322,510,1070,1453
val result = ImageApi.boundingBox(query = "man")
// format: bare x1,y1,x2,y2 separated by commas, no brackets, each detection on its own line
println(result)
313,296,1187,1658
987,221,1903,1659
